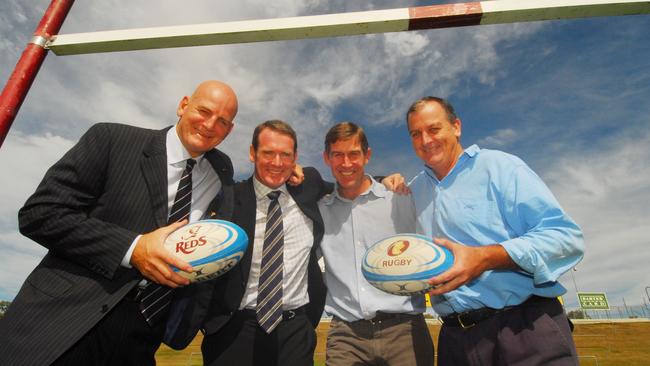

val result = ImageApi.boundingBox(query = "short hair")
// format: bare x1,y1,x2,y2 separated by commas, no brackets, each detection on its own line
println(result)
405,96,458,124
252,120,297,152
324,121,369,155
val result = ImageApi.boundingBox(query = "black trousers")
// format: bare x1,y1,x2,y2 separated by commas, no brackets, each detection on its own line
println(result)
438,297,578,366
202,310,317,366
52,294,165,366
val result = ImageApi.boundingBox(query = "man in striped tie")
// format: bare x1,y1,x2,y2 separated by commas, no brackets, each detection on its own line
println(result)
199,120,328,366
0,80,239,366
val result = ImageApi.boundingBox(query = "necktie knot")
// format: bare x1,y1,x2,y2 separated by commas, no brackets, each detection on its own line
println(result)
267,190,281,201
186,158,196,171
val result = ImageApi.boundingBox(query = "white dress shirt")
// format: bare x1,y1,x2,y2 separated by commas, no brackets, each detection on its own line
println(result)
318,176,424,321
121,126,222,267
239,177,314,311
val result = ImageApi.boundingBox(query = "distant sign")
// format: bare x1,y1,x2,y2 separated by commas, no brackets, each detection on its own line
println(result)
425,293,431,307
577,292,610,310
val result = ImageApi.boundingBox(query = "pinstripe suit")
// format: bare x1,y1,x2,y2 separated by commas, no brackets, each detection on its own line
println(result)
0,123,234,366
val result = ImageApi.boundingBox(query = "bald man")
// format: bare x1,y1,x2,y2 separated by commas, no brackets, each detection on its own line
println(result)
0,80,239,366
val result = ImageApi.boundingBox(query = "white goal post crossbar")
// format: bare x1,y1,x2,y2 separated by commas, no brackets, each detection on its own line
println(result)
47,0,650,55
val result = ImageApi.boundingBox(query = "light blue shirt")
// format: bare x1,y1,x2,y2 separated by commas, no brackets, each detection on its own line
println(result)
409,144,584,316
318,176,425,322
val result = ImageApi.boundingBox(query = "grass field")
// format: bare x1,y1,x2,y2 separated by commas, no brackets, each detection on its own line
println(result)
156,319,650,366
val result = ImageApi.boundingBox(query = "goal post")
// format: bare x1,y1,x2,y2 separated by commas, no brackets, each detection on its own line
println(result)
1,0,650,149
47,0,650,56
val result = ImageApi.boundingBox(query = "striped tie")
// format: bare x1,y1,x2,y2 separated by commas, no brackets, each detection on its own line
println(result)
139,159,196,326
256,190,284,333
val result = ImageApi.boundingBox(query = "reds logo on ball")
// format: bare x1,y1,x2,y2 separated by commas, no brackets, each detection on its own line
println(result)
181,225,202,240
176,225,208,254
387,240,409,256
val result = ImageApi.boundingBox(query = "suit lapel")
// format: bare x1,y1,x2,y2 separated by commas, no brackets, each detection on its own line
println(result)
141,128,169,227
237,178,258,285
288,185,319,229
205,150,234,220
288,181,324,252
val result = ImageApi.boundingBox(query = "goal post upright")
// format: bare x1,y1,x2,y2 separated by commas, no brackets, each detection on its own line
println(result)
0,0,74,148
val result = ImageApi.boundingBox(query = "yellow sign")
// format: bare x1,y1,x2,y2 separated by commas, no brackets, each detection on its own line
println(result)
425,293,432,307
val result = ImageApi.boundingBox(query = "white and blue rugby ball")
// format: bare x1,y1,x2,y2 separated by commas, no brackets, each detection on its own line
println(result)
362,234,454,296
164,219,248,283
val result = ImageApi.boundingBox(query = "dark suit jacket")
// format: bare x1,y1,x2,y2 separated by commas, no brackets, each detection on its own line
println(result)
0,123,234,366
166,167,329,350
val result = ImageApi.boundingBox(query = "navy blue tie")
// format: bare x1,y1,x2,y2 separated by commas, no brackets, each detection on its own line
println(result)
256,190,284,333
139,159,196,326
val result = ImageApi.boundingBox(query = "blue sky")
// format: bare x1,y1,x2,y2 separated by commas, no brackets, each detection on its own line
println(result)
1,1,649,313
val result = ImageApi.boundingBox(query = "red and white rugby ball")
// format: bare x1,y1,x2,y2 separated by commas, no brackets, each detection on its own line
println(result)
362,234,454,296
164,219,248,283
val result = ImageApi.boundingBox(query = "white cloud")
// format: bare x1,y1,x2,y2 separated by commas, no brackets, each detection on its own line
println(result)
477,128,517,147
0,131,75,300
384,32,430,57
0,131,76,218
543,131,650,307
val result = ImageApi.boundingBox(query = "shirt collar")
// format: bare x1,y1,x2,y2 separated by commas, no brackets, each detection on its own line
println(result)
424,144,480,182
166,126,206,166
322,175,385,206
253,175,288,201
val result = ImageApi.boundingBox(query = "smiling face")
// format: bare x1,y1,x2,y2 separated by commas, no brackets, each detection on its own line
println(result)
407,101,463,180
250,127,297,189
324,136,371,200
176,81,238,157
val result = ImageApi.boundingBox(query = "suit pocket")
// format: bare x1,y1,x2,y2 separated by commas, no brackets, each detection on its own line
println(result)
26,267,73,298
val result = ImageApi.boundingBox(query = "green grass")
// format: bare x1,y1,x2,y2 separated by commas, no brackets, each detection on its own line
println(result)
156,320,650,366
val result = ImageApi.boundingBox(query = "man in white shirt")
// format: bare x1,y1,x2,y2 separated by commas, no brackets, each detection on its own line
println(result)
199,120,329,366
318,121,434,366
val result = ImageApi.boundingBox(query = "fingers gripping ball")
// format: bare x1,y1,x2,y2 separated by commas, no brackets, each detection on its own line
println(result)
362,234,454,296
164,219,248,283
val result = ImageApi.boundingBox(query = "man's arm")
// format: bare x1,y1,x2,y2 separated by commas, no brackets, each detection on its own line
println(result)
18,124,190,284
18,124,137,279
428,163,584,294
427,240,517,295
497,164,584,284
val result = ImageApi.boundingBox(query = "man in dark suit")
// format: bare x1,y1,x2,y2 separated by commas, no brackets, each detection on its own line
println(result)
0,80,239,366
167,120,328,366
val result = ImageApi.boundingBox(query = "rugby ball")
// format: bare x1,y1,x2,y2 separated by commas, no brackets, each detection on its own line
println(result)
164,219,248,283
362,234,454,296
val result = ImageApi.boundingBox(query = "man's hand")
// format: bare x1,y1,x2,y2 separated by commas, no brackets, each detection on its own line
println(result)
131,220,193,288
427,238,516,296
288,164,305,186
381,173,410,195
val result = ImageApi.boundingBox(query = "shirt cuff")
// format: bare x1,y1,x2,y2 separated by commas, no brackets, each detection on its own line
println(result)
121,234,142,268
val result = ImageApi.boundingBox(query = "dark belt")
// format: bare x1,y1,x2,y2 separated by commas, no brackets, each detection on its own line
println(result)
339,312,421,326
441,295,559,329
239,305,307,321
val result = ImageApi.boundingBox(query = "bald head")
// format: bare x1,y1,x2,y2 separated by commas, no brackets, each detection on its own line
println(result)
176,80,239,157
191,80,238,116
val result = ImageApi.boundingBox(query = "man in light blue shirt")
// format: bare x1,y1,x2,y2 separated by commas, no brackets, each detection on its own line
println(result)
318,122,434,366
406,97,584,366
